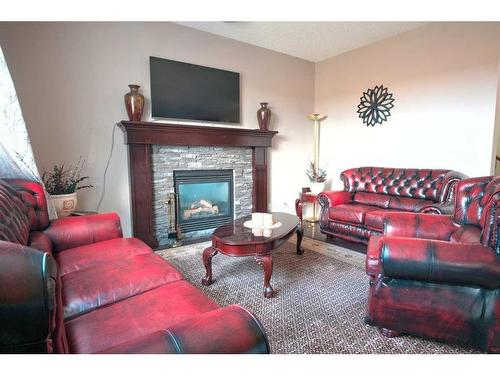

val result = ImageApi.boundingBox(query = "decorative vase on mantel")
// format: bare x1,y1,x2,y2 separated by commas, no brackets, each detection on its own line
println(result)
124,84,145,121
257,102,271,131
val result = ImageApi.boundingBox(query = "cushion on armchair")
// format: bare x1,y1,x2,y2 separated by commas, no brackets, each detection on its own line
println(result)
0,179,31,246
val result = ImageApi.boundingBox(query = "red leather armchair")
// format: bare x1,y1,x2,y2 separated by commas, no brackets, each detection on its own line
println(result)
365,176,500,352
318,167,466,244
0,178,269,354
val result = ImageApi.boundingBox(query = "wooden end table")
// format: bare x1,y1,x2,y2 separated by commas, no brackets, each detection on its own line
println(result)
295,187,320,222
201,212,303,298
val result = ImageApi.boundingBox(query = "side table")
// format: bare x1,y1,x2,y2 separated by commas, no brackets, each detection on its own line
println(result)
295,187,320,222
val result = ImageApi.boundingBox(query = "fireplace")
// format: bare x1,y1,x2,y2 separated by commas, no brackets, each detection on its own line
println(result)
119,121,277,248
174,169,234,232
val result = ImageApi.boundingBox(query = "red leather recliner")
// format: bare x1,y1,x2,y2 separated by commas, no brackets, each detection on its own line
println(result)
0,178,269,354
365,176,500,352
318,167,466,244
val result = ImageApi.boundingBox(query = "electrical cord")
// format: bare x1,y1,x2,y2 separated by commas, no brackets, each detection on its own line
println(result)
96,123,117,212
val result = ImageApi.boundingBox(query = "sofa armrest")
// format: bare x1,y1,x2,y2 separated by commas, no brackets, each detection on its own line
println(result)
380,237,500,289
98,305,270,354
0,241,57,353
318,191,352,208
43,212,123,252
419,201,455,215
438,171,467,203
366,236,384,277
383,212,459,241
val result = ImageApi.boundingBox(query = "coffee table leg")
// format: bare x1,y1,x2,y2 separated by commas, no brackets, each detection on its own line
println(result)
201,246,218,286
255,255,274,298
296,225,304,255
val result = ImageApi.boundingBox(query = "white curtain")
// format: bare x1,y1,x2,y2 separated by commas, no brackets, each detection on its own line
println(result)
0,45,57,219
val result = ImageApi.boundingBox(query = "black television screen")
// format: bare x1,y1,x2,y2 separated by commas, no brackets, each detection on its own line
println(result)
150,56,240,123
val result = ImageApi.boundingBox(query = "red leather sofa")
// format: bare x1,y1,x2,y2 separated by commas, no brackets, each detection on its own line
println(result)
318,167,466,244
0,178,269,354
365,176,500,352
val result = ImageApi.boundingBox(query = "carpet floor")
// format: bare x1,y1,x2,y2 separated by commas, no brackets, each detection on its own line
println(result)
157,237,477,354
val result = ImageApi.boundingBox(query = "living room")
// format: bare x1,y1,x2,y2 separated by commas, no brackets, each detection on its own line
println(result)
1,0,499,372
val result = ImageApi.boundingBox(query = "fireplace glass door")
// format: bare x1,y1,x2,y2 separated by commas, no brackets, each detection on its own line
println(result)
174,169,234,232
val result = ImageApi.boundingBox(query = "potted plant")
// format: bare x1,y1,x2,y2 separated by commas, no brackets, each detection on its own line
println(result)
42,159,92,217
306,161,327,194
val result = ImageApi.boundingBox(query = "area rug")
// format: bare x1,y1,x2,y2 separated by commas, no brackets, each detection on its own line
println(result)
156,237,477,354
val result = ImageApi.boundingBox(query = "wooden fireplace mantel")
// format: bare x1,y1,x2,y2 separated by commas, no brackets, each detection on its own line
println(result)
119,120,278,248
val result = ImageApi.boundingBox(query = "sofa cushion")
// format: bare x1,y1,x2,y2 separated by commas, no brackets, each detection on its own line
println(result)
65,280,220,353
387,196,434,212
329,204,379,225
364,209,404,231
0,179,30,246
449,226,481,244
55,237,152,276
353,192,390,209
62,253,183,320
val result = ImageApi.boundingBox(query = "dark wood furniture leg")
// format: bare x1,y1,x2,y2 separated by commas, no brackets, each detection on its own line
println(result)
295,198,303,221
201,246,218,286
255,255,274,298
296,225,304,255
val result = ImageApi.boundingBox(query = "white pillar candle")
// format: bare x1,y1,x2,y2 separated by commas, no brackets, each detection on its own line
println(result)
252,213,264,227
262,213,273,228
252,228,263,236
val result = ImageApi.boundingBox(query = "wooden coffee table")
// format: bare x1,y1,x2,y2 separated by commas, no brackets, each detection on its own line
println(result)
201,212,303,298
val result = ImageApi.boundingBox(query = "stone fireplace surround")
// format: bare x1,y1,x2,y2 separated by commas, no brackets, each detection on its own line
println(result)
152,145,253,247
119,121,277,248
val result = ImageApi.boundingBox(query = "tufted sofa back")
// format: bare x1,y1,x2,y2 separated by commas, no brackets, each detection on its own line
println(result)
341,167,465,203
0,179,31,245
453,176,500,253
4,179,50,231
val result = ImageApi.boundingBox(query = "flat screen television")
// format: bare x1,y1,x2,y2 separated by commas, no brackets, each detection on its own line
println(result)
150,56,240,124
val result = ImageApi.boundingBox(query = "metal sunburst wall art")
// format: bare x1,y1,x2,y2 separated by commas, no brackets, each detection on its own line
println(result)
357,85,395,126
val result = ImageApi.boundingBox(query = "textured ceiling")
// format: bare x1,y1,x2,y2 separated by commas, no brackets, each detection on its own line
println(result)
177,22,427,62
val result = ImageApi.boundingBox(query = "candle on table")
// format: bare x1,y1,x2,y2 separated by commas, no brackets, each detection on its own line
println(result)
262,213,273,228
252,213,264,227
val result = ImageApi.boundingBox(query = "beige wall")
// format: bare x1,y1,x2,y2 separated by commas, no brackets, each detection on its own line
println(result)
315,22,500,191
0,22,315,235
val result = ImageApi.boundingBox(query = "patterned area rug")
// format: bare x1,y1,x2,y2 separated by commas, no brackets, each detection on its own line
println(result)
157,237,476,354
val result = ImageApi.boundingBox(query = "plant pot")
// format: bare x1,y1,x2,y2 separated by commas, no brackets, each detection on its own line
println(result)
309,182,325,194
50,192,77,217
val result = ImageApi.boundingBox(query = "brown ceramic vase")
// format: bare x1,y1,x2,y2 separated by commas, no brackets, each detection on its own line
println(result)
257,102,271,131
124,84,145,121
